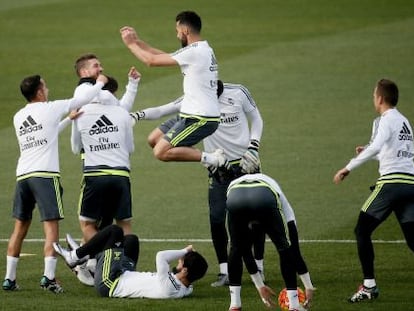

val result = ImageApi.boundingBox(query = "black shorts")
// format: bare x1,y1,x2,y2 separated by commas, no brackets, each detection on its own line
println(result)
227,183,290,251
79,173,132,223
95,248,135,297
362,173,414,223
13,174,64,221
208,162,243,224
159,113,219,147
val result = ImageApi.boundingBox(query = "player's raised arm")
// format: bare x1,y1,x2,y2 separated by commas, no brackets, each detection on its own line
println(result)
120,26,177,67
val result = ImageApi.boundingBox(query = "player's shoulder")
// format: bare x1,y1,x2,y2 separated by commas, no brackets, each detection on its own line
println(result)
223,83,251,95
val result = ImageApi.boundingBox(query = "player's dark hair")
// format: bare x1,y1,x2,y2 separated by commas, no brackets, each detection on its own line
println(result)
217,80,224,98
183,251,208,283
376,78,399,106
20,75,42,102
103,76,118,94
74,53,98,77
176,11,202,33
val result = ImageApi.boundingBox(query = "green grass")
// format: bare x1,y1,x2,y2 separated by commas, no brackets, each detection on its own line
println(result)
1,0,414,310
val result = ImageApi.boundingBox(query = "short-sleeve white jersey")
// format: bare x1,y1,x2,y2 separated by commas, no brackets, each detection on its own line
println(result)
111,249,193,299
71,103,134,170
14,101,72,176
171,41,220,117
228,173,296,222
345,108,414,175
203,83,260,160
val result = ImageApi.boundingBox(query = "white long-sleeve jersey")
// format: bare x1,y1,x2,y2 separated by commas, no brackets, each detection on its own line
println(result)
13,81,104,177
171,41,220,117
140,83,263,160
203,83,263,160
74,78,139,112
111,249,193,299
227,173,296,222
70,78,138,171
71,103,134,171
345,108,414,176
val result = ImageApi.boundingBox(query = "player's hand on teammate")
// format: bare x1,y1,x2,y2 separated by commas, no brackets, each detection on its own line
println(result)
241,139,261,174
96,74,108,85
68,109,83,120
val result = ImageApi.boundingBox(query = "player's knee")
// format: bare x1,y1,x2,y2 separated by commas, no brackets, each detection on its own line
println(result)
147,135,157,148
153,148,168,161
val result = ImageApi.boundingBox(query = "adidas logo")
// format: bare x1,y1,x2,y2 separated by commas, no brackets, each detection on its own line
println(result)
19,115,42,136
399,122,413,141
89,115,118,135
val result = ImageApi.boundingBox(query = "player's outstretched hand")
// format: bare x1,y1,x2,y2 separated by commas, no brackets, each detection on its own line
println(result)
120,26,139,46
128,66,141,80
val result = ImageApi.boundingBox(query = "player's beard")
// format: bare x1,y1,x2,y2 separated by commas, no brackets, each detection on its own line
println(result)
180,37,188,48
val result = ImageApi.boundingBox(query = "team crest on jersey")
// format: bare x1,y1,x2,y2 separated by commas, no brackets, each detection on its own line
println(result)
19,115,43,136
89,115,118,135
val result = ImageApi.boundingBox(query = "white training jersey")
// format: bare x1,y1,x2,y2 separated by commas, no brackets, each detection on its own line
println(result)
345,108,414,176
171,41,220,117
111,249,193,299
14,82,104,176
74,78,139,112
203,83,261,160
14,101,72,176
71,103,134,170
228,173,296,222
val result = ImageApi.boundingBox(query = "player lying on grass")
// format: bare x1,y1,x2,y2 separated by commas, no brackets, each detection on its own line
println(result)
53,224,208,299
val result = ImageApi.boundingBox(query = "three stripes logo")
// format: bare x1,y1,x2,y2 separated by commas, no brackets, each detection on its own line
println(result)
89,115,118,135
19,115,42,136
399,122,413,141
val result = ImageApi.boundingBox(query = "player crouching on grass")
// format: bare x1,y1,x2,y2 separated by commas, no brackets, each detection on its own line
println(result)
53,224,208,299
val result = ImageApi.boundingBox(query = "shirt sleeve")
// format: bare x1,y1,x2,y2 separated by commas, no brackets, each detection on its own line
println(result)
71,120,83,154
345,117,389,171
155,249,187,275
119,77,140,112
239,85,263,142
142,97,182,120
126,117,135,154
246,108,263,143
58,117,71,133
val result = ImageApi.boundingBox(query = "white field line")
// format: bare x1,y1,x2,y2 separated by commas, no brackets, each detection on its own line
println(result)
0,238,407,243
